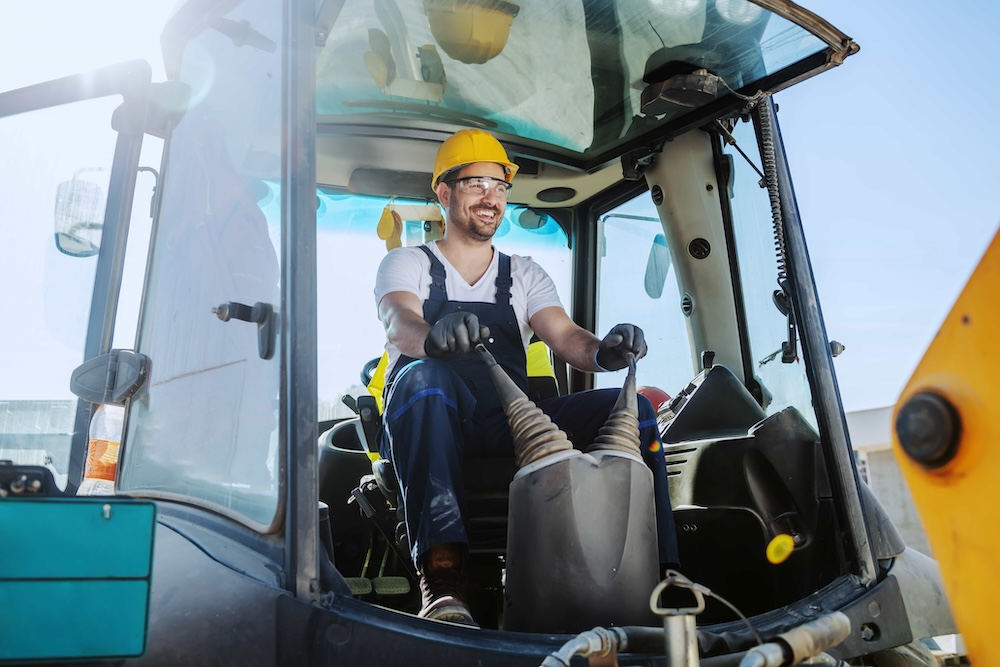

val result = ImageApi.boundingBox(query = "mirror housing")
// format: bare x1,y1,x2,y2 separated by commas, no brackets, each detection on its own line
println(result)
70,349,150,406
643,233,670,299
53,173,107,257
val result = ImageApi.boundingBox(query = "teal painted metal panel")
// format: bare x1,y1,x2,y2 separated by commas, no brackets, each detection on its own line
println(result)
0,580,149,660
0,499,155,578
0,498,155,661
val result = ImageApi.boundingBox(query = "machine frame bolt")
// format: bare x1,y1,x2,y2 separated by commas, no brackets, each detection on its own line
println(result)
651,185,664,205
895,391,961,468
860,623,880,642
688,238,711,259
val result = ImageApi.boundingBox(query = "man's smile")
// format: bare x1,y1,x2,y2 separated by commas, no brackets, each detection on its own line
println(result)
472,206,499,222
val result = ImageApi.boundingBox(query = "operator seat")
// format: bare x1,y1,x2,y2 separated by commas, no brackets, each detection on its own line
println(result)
335,342,560,626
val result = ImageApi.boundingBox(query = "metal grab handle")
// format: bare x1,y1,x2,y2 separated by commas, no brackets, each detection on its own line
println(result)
212,300,276,360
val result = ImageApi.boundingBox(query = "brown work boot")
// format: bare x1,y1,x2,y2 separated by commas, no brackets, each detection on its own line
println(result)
417,542,476,625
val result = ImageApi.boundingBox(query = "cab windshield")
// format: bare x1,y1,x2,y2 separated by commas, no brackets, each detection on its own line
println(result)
726,116,815,425
318,0,826,157
315,191,571,418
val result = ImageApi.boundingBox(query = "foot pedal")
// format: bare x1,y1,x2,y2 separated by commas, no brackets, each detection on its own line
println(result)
372,576,410,596
345,577,373,596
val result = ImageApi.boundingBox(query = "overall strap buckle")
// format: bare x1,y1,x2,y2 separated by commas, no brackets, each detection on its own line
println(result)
495,253,512,306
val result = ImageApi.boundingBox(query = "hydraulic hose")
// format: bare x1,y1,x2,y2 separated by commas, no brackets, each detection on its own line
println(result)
539,625,751,667
539,626,630,667
539,612,850,667
737,612,851,667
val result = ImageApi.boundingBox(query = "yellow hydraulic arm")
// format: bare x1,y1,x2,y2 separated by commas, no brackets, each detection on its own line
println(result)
893,228,1000,664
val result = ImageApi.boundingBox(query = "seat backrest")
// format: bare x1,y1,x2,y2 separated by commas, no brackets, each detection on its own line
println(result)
525,339,556,382
526,376,559,403
365,353,390,413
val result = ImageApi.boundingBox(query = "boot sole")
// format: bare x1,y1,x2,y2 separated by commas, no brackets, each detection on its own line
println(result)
418,599,478,627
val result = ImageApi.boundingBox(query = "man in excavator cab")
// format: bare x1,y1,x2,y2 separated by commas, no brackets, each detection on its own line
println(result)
375,129,679,625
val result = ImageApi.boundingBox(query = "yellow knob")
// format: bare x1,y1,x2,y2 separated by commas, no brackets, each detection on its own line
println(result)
766,534,795,565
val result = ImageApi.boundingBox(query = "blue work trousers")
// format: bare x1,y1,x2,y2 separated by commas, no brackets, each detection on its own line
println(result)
380,359,679,567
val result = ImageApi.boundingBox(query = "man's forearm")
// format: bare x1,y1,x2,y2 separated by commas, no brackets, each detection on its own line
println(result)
558,328,603,373
530,306,607,373
385,307,431,359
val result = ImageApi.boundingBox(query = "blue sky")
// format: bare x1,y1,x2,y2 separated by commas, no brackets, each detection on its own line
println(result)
776,1,1000,410
3,1,997,413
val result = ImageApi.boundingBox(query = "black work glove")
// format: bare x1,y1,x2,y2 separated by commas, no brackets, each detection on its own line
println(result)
595,323,647,371
424,312,491,358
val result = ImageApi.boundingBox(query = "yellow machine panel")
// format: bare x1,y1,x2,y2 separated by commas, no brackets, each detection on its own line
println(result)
893,228,1000,664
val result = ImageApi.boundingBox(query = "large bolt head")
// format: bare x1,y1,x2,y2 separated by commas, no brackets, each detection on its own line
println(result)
895,391,961,468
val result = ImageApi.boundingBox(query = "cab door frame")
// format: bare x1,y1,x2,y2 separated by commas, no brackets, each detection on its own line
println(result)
753,99,877,582
151,0,321,601
283,0,321,602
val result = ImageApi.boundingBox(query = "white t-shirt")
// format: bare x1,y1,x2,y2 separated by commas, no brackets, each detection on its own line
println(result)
374,241,563,374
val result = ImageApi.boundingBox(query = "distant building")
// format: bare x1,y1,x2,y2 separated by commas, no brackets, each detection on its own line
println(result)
846,406,932,556
0,400,75,487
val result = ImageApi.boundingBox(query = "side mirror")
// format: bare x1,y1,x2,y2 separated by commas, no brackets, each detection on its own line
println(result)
643,233,670,299
516,208,549,231
70,349,150,406
54,174,107,258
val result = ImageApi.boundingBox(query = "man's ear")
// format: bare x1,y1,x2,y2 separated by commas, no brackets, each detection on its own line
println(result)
435,181,451,207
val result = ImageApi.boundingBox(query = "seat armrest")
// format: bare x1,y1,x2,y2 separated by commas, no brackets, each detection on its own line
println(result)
357,395,380,455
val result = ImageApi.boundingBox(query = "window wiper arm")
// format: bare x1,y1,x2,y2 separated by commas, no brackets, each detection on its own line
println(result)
773,279,798,363
716,120,765,184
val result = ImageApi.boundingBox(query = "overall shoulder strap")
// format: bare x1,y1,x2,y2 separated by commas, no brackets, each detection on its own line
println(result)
494,252,512,306
417,245,448,302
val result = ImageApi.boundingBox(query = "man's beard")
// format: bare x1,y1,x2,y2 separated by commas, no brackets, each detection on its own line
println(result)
448,199,502,242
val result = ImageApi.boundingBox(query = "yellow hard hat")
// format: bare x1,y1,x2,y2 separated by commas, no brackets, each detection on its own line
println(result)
431,129,519,191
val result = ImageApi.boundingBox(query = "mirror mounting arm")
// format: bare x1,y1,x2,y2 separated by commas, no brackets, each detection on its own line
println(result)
621,146,658,182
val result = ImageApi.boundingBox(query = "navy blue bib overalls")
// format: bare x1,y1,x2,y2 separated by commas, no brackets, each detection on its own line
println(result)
380,245,679,568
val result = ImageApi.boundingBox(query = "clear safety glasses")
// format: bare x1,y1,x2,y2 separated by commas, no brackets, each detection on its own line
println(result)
445,176,512,200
